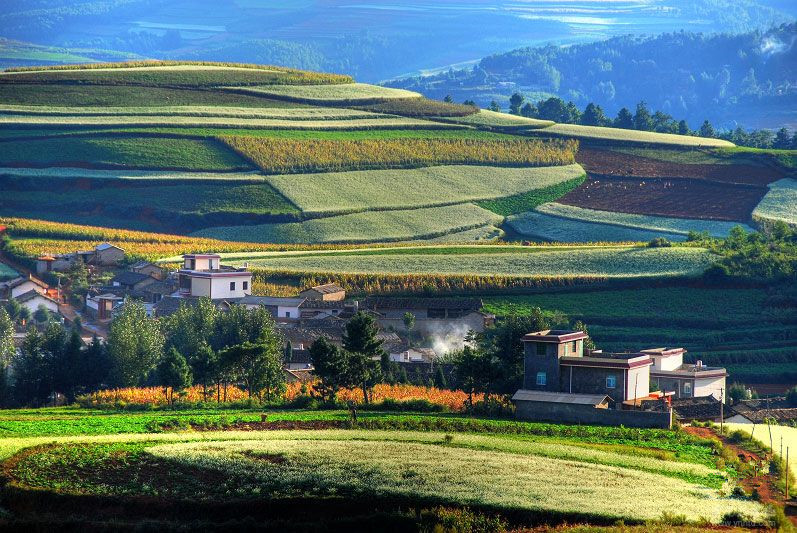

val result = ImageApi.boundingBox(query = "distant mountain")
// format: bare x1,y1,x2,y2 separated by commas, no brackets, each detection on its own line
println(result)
386,24,797,130
1,0,795,81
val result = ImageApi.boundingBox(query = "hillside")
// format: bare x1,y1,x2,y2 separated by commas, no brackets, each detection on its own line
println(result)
8,60,794,250
387,23,797,130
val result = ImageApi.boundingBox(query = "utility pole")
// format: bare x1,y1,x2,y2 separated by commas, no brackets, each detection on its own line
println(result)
786,447,790,500
720,387,724,435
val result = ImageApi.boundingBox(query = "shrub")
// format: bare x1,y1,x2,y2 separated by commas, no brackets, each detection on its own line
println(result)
648,237,672,248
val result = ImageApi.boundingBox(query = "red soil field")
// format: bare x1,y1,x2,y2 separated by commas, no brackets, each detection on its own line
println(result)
576,148,784,186
557,177,765,221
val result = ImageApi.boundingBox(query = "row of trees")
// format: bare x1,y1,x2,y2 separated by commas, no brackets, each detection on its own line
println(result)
482,94,797,149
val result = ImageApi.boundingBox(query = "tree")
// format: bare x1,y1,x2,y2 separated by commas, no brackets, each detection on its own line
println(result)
443,94,453,103
342,312,384,403
79,335,111,392
508,92,524,115
614,107,634,129
157,347,192,405
536,97,569,122
728,382,750,405
699,120,715,138
189,342,218,402
403,312,416,347
652,110,676,133
13,328,46,405
4,299,21,322
309,337,347,402
488,100,500,112
520,102,536,118
107,301,164,387
453,346,495,406
677,120,690,135
462,99,476,107
33,305,51,324
219,327,284,400
786,386,797,407
580,103,608,126
0,308,14,405
633,101,653,131
773,128,791,149
433,364,447,389
572,320,597,351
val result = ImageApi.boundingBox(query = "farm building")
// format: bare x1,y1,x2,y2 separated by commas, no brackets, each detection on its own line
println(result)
94,243,125,266
240,295,358,321
299,283,346,301
14,289,59,315
178,254,252,300
35,242,124,273
85,293,125,321
129,261,167,281
513,329,727,428
0,275,49,300
362,296,494,335
110,271,158,292
724,397,797,425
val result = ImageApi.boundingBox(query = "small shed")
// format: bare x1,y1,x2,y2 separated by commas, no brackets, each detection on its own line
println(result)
300,283,346,302
94,243,125,266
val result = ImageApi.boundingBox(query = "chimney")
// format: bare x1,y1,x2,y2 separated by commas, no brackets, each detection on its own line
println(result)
696,360,703,369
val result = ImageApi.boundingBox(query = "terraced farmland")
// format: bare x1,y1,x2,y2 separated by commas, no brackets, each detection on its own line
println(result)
194,204,503,244
753,178,797,227
533,123,735,147
227,83,420,103
226,245,714,278
265,164,585,214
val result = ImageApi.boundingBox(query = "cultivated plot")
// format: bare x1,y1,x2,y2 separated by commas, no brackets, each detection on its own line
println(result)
752,178,797,226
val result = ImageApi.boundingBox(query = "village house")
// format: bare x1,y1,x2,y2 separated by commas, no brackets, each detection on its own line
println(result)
512,329,728,428
94,243,125,266
129,260,167,281
299,283,346,302
35,242,125,274
178,254,252,300
15,289,60,315
110,271,158,292
0,275,49,300
85,293,125,321
362,296,494,335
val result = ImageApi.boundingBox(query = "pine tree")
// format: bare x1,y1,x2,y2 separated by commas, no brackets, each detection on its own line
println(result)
614,107,634,129
157,347,192,405
699,120,715,138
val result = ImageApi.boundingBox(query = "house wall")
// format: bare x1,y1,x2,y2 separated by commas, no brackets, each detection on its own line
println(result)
96,247,125,266
651,354,684,372
652,375,694,399
19,295,59,314
300,289,345,302
694,375,726,401
134,264,165,280
523,342,561,391
10,281,39,299
627,365,650,401
276,305,301,319
189,277,212,298
209,276,251,299
561,365,628,401
514,400,672,429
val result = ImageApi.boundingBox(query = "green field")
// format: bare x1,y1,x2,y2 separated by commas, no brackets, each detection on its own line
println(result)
0,136,250,171
224,245,713,277
515,202,754,240
752,178,797,226
265,164,584,215
535,123,735,148
0,63,351,87
195,204,503,244
228,82,420,103
476,176,586,216
0,407,765,527
0,105,374,119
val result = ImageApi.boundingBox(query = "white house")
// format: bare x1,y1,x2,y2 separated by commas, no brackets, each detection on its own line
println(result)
177,254,252,300
240,296,304,319
0,275,48,300
15,290,59,315
645,348,727,402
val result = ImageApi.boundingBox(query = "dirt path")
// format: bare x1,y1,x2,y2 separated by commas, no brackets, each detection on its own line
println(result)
685,426,796,527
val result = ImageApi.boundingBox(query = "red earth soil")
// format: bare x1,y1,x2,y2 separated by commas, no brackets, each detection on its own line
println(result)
557,176,764,222
685,426,796,527
575,148,784,186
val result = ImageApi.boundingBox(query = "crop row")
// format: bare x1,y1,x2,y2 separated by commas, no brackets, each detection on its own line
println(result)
0,114,456,130
1,61,351,86
233,246,713,278
265,164,585,215
0,105,380,120
226,82,419,103
221,136,578,174
350,97,478,117
752,178,797,227
434,109,553,128
532,123,735,148
193,204,504,244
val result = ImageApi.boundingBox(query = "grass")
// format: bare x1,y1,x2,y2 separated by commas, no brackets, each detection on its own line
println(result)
0,167,267,181
717,146,797,171
726,423,796,482
225,83,420,103
265,164,585,215
228,245,714,278
222,136,577,174
350,98,477,117
477,175,586,216
0,84,304,108
531,203,754,237
534,124,735,148
0,136,250,171
0,114,455,130
4,429,761,523
1,182,299,227
611,147,737,165
507,211,687,243
193,204,504,244
0,105,376,119
752,178,797,226
0,62,351,86
437,109,554,129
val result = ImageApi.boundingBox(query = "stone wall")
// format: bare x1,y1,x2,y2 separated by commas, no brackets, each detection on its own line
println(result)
514,400,672,429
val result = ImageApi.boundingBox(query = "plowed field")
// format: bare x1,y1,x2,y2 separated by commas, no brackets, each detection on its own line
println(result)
557,176,764,221
575,148,783,186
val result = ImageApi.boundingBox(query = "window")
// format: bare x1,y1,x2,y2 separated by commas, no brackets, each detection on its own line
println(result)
536,372,547,386
536,343,547,356
606,375,617,389
572,340,578,353
243,281,248,290
229,281,236,291
683,382,692,395
285,311,291,318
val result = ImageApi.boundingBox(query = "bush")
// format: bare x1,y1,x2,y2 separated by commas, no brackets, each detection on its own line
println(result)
648,237,672,248
786,385,797,406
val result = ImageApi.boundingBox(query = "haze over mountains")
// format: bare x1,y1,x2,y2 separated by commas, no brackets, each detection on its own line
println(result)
2,0,796,81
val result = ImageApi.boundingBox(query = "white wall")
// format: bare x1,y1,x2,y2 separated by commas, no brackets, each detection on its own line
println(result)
20,296,59,314
276,305,301,319
651,353,684,372
189,277,212,298
627,366,650,401
208,275,251,299
10,280,40,299
694,375,726,401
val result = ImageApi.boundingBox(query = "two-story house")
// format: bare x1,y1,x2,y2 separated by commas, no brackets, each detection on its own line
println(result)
177,254,252,300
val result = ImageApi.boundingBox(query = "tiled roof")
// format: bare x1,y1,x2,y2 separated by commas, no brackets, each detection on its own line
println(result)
15,289,58,305
304,283,345,294
729,397,797,424
111,271,153,286
672,397,723,421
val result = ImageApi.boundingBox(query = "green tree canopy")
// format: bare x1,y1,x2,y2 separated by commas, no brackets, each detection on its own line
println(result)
108,301,164,387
